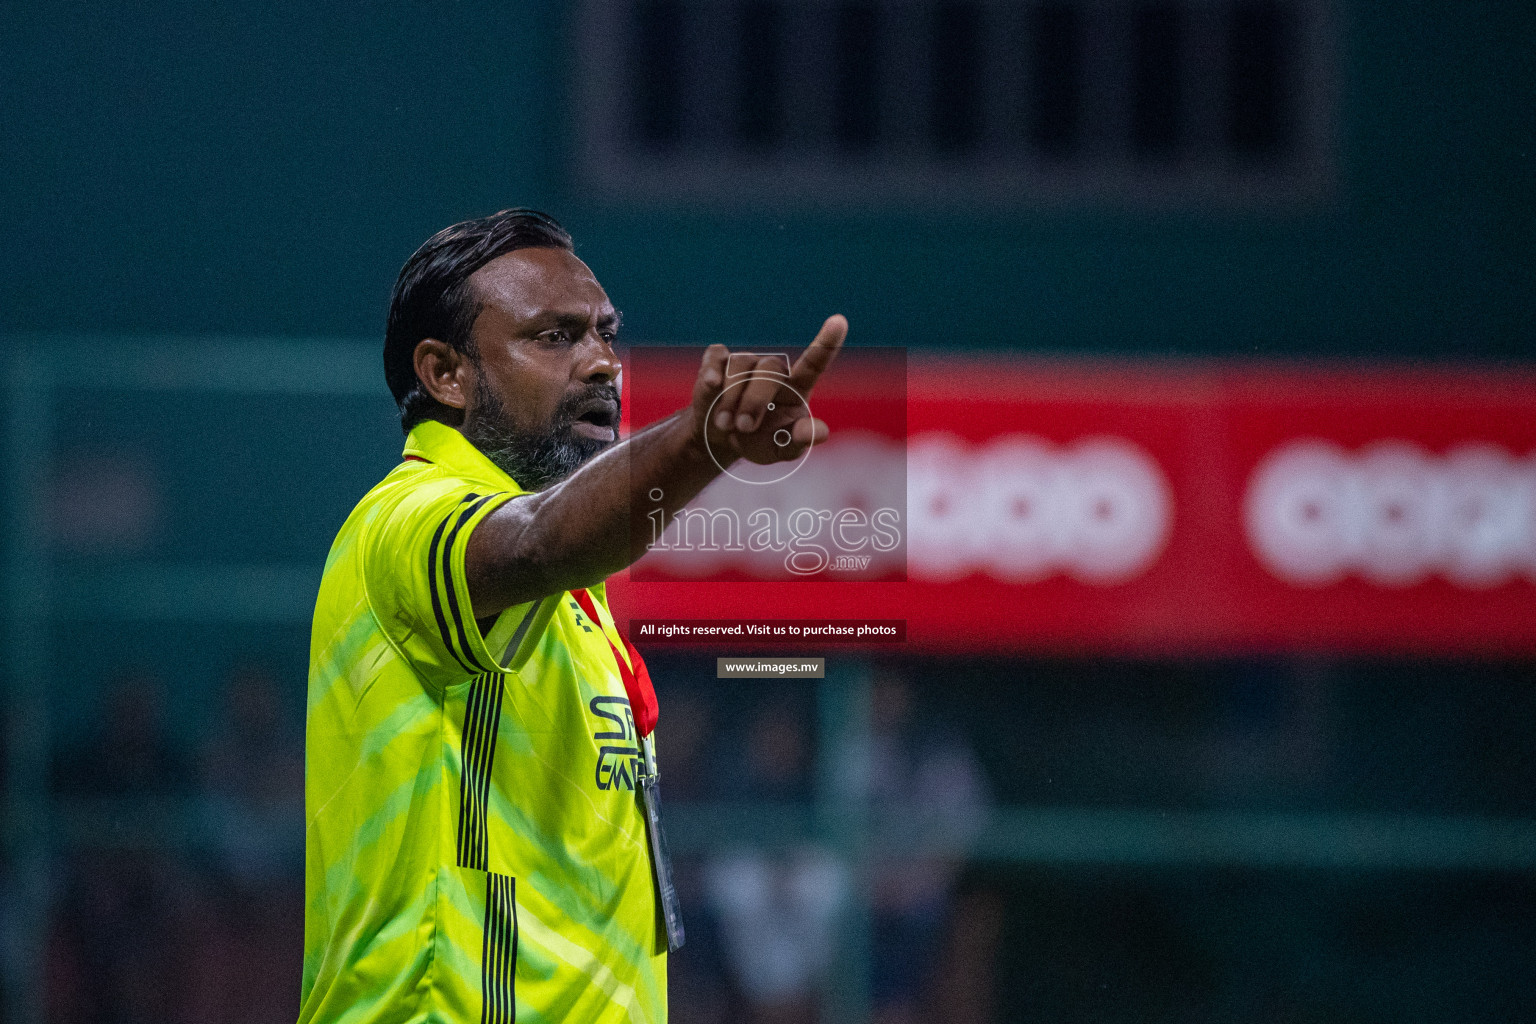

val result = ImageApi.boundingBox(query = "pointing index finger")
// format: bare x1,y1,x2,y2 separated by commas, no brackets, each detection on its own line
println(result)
788,314,847,394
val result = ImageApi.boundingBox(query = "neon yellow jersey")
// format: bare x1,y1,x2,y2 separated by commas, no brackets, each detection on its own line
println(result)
301,419,665,1024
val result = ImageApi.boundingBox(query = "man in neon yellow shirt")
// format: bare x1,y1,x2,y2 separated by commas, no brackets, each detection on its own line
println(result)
301,208,846,1024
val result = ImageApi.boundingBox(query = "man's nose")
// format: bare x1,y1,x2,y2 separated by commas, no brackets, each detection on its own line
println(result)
580,331,622,383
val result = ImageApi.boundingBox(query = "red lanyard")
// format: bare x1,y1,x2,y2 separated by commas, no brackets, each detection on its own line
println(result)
571,589,657,738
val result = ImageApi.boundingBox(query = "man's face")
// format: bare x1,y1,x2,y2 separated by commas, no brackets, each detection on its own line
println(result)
459,247,623,490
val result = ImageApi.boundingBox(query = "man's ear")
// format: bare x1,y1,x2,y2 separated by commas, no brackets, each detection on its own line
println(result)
414,339,474,412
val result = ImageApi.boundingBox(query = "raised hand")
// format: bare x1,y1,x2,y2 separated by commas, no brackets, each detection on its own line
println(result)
690,315,848,466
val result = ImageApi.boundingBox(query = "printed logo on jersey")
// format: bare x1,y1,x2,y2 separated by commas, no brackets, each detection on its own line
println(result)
568,597,595,632
588,696,643,791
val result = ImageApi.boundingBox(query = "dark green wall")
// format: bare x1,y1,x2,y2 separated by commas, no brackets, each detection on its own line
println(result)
4,1,1532,358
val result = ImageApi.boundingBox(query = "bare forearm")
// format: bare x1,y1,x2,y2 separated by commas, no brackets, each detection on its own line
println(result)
465,410,721,614
463,320,846,617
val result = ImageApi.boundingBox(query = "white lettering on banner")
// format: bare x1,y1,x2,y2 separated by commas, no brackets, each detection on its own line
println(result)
640,431,1174,584
1245,441,1536,588
908,433,1173,584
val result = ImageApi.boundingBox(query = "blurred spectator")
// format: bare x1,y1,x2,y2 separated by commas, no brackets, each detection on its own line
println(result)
651,691,738,1024
196,663,305,885
706,848,847,1024
835,670,991,1024
178,869,303,1024
666,857,736,1024
706,702,848,1024
719,701,816,803
45,663,307,1024
46,849,201,1024
658,691,715,801
52,670,187,798
181,663,306,1022
45,671,197,1022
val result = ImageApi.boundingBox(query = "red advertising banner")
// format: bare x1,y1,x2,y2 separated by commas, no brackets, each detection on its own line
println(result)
612,354,1536,655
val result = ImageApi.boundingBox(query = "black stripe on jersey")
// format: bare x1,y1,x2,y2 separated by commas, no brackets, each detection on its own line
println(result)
482,872,517,1024
428,494,480,674
499,596,548,669
457,672,505,871
439,493,501,674
427,513,469,673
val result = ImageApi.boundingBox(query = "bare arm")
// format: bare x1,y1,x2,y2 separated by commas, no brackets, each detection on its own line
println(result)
465,316,847,616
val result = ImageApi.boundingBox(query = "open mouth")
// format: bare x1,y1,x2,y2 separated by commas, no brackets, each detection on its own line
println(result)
571,397,619,438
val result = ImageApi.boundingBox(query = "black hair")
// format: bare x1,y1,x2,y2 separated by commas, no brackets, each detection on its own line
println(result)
384,208,574,433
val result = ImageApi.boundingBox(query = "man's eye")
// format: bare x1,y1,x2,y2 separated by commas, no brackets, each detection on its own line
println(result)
600,330,618,344
542,330,571,345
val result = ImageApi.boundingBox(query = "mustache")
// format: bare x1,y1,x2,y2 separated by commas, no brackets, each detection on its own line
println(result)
554,382,622,426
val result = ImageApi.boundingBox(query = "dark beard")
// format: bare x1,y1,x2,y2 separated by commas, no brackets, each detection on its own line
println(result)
462,380,620,491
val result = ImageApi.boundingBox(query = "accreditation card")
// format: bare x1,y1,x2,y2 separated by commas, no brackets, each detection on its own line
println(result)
638,734,685,953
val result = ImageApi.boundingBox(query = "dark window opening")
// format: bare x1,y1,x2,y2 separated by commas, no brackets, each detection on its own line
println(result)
1132,4,1184,155
835,2,881,151
633,0,685,149
1030,4,1084,156
932,4,983,153
737,1,785,148
1227,1,1293,158
592,0,1327,201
